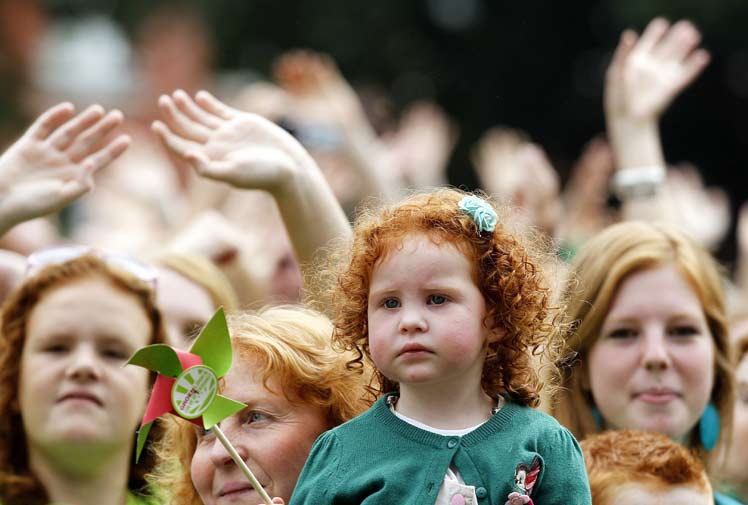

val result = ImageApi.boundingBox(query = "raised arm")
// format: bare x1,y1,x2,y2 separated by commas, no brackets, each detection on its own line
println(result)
0,102,130,236
604,18,709,219
274,50,401,204
152,89,351,269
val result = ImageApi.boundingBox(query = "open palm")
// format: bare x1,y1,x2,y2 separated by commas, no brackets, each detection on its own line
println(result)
0,102,129,232
153,90,313,193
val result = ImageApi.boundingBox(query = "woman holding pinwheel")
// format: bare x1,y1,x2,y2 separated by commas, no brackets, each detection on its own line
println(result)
147,305,371,505
0,251,168,505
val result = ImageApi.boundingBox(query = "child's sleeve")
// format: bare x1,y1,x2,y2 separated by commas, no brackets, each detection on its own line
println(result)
534,426,591,504
289,430,342,505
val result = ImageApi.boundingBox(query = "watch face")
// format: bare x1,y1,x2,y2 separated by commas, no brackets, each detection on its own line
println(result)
171,365,218,419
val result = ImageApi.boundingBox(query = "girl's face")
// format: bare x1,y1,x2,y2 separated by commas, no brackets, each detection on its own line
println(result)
587,265,715,441
19,276,151,455
191,354,329,504
367,234,489,391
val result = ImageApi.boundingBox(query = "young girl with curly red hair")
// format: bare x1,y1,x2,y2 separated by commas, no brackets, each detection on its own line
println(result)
290,188,591,505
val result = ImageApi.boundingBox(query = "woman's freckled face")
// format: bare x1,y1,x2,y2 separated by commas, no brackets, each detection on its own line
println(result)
19,276,152,450
190,354,330,504
587,265,715,440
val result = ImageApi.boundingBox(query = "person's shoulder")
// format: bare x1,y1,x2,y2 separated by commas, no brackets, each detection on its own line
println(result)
325,395,385,437
506,401,567,432
500,401,583,454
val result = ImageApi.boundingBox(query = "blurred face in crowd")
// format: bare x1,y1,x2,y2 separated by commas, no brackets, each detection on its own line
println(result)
587,265,715,440
190,354,329,504
19,276,151,459
156,267,215,349
607,483,713,505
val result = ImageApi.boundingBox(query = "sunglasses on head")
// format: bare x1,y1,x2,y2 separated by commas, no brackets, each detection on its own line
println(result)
26,245,158,291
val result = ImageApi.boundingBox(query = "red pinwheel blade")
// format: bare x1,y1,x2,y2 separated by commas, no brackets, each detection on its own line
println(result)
142,374,176,425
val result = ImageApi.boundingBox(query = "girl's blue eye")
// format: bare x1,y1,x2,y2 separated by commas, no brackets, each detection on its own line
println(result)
382,298,400,309
428,294,447,305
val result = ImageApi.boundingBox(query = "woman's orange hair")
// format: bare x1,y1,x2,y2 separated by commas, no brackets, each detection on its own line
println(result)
148,305,371,505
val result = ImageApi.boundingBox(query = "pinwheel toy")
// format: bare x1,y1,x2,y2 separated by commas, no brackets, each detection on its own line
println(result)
127,307,273,504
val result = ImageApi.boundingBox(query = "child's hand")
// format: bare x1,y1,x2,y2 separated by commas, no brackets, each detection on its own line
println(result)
505,492,533,505
257,498,284,505
0,102,130,233
605,18,709,123
152,90,315,194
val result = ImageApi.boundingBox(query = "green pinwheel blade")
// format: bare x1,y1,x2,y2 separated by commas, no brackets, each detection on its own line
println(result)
202,394,246,430
135,422,153,463
126,344,183,378
189,307,232,377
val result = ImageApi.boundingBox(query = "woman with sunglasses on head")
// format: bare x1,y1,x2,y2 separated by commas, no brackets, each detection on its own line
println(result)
0,250,167,505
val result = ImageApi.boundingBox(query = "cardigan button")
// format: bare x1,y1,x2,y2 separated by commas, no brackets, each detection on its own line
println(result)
447,438,458,448
475,487,487,499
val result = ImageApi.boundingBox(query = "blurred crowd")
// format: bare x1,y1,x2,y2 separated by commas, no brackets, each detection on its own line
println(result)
0,3,746,505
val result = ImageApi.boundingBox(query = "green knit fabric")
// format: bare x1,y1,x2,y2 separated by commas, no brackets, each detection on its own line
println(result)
291,393,591,504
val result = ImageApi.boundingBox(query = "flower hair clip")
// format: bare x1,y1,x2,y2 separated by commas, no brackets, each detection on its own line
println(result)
458,195,497,234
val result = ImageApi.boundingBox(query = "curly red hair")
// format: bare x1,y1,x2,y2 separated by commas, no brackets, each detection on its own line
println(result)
581,429,711,504
326,188,565,407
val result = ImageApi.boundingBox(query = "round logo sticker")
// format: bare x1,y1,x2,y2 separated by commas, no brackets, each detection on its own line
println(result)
171,365,218,419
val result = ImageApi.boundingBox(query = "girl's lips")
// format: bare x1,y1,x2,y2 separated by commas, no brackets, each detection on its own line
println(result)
398,343,431,357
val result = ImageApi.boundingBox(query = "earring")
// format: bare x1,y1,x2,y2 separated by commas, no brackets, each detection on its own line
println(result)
591,406,603,430
698,403,721,451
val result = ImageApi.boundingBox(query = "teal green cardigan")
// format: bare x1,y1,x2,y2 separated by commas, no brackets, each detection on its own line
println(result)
291,393,591,504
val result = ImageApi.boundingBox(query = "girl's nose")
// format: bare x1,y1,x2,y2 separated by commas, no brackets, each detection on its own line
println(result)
398,305,428,334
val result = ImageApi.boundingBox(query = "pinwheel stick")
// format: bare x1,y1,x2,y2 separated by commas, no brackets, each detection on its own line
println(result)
213,424,274,504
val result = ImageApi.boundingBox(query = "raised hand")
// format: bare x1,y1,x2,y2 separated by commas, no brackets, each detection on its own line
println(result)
472,127,560,234
153,90,314,193
605,18,710,123
153,89,350,270
663,164,730,251
385,101,457,188
0,102,130,234
273,50,367,132
273,50,401,203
